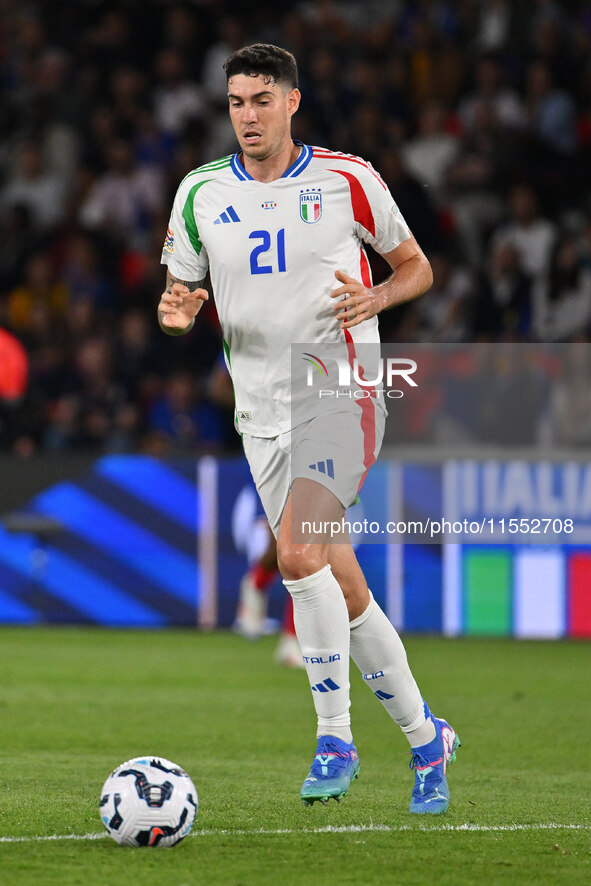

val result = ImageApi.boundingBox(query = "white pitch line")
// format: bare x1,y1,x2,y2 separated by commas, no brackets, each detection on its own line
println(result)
1,822,590,845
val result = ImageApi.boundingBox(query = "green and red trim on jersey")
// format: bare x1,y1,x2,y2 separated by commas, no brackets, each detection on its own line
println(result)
312,147,388,190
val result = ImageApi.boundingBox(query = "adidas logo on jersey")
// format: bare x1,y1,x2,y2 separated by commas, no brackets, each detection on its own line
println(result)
308,459,334,479
214,206,241,224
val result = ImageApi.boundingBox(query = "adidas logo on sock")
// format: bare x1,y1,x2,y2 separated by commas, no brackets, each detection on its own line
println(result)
311,677,340,692
214,206,241,224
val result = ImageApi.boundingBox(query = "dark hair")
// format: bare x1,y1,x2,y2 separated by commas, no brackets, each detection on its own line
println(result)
223,43,298,90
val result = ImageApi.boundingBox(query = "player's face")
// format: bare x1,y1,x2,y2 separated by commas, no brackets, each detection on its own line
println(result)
227,74,300,161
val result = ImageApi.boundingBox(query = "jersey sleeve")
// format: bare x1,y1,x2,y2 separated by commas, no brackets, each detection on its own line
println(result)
347,161,412,255
161,179,209,282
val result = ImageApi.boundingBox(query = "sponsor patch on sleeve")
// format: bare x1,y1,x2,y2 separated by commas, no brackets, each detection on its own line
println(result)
164,226,175,253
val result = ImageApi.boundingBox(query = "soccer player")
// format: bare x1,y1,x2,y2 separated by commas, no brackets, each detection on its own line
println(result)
158,44,460,813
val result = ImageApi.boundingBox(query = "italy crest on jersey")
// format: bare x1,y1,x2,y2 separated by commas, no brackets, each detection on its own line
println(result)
299,188,322,224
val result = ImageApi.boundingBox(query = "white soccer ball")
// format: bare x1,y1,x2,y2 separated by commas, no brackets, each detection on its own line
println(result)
100,756,198,847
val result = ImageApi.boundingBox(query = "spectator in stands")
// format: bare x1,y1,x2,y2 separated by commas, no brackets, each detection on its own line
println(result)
457,55,525,133
489,183,557,282
153,49,205,137
400,100,460,205
59,232,113,310
32,48,81,186
524,60,578,156
472,0,514,53
79,137,164,249
0,141,66,230
475,239,533,338
447,97,514,267
108,64,148,133
534,231,591,341
5,252,68,334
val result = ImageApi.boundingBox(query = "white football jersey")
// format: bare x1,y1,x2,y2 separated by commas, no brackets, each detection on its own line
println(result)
162,141,411,437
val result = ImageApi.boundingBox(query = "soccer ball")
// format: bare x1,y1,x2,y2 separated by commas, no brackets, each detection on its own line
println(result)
100,756,198,847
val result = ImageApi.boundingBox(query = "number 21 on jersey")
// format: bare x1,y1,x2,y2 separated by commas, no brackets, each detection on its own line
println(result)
249,229,286,275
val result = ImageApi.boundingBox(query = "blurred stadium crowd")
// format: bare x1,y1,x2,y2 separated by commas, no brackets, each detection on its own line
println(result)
1,0,591,455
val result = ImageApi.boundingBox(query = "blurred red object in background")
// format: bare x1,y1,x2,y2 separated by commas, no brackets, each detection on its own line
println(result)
0,328,28,400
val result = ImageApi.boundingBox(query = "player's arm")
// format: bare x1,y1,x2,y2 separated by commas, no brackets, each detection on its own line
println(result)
158,269,209,336
331,235,433,329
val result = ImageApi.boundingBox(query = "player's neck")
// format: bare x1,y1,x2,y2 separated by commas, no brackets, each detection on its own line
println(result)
241,139,300,183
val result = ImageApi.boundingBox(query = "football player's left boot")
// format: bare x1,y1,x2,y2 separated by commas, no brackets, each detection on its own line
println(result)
300,735,360,806
409,704,460,815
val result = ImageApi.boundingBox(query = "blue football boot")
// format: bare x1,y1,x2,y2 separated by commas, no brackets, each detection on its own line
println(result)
300,736,360,806
409,705,460,814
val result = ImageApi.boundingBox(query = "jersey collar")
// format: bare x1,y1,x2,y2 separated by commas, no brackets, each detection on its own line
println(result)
231,141,312,181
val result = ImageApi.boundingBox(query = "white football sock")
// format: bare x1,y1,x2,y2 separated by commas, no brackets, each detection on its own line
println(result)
284,565,352,744
349,592,436,748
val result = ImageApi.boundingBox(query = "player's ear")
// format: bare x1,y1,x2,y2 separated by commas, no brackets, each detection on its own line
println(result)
287,88,301,117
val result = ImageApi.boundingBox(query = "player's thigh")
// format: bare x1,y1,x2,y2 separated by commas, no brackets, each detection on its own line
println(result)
278,475,344,545
241,433,290,537
290,404,386,536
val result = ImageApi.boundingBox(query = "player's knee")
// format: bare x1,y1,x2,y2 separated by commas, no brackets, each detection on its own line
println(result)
277,542,327,581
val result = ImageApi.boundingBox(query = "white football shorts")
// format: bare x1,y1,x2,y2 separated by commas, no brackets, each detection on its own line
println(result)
241,403,386,536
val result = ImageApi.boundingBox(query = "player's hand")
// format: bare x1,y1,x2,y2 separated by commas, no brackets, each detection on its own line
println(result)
158,282,209,330
330,270,381,329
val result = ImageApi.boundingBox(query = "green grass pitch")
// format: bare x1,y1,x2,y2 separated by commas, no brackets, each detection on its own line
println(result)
0,627,590,885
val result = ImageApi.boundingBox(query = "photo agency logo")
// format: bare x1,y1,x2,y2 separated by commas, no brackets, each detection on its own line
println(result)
302,351,418,400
